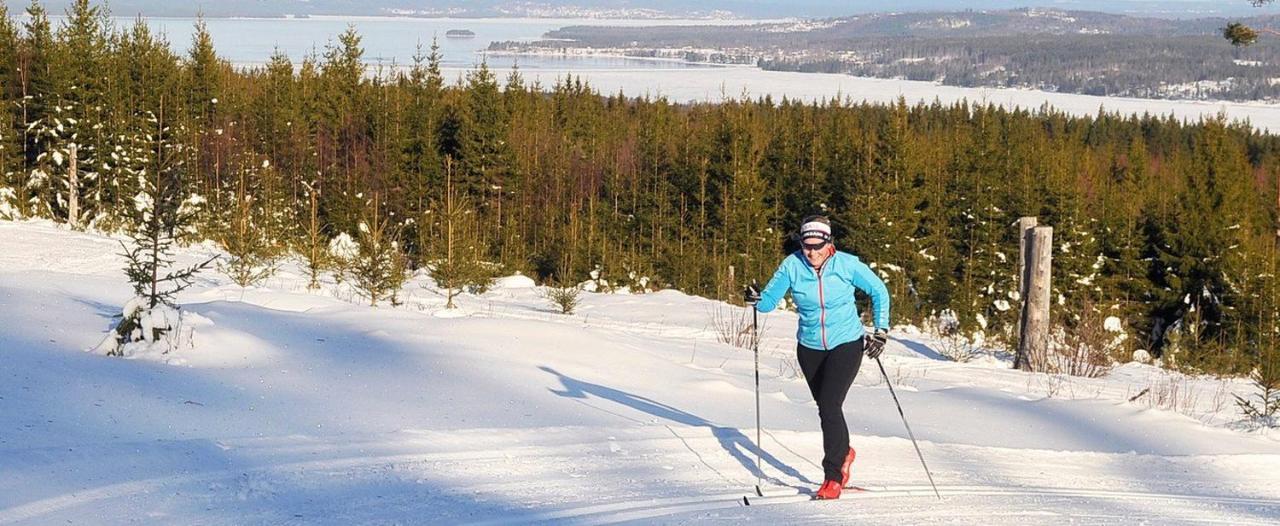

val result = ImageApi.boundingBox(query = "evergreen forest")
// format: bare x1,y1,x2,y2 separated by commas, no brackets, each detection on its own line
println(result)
1,1,1278,375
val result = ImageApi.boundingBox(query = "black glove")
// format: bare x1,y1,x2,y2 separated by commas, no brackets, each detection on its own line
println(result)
865,329,888,359
743,283,761,305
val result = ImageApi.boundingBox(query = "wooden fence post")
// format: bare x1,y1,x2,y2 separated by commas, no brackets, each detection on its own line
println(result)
1013,217,1037,369
1017,226,1053,372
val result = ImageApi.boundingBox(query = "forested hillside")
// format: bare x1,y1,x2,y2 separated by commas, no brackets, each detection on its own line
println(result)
1,1,1277,374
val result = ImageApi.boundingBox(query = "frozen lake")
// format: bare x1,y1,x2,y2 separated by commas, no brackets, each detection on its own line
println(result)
473,65,1280,133
97,15,760,70
45,15,1280,133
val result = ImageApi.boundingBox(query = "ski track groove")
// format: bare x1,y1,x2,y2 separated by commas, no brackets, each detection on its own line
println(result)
0,431,763,524
465,485,1280,525
6,428,1280,525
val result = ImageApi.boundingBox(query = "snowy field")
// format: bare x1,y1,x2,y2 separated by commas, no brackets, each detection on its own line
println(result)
1,219,1278,525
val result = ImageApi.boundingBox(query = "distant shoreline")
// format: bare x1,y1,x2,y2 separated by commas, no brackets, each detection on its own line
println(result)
480,49,753,69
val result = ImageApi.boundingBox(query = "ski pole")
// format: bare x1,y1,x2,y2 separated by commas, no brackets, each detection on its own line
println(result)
752,303,764,497
874,354,941,500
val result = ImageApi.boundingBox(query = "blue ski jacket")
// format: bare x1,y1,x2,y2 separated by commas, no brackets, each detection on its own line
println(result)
756,250,891,351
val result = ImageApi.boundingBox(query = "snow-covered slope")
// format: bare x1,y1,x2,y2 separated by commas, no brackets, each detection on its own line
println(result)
1,220,1277,525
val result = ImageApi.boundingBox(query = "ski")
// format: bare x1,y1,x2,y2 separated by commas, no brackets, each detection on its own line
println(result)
742,493,812,506
742,486,873,506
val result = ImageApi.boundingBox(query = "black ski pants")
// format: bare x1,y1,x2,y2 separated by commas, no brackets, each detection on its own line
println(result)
797,338,864,482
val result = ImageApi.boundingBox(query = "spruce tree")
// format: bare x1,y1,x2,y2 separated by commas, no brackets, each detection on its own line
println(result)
3,10,1268,376
297,181,329,290
15,2,54,218
349,193,409,306
186,17,222,129
1151,118,1255,369
184,16,227,212
401,40,443,223
722,101,773,300
429,158,493,308
938,106,1017,342
253,49,297,165
1231,232,1280,419
43,0,112,225
97,105,213,356
0,5,20,218
108,17,181,228
459,61,513,232
217,157,283,288
317,24,368,232
1095,135,1154,356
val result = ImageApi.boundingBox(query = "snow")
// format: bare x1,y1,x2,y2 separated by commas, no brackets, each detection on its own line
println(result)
1105,316,1124,332
327,232,358,261
0,188,18,220
0,219,1278,524
444,65,1280,134
494,274,536,289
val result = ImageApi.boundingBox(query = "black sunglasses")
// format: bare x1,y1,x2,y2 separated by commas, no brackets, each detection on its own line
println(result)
802,240,829,251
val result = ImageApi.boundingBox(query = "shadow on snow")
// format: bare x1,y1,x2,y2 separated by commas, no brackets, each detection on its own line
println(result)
539,365,816,489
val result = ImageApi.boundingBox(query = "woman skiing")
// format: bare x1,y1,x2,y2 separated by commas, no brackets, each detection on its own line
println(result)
745,215,891,500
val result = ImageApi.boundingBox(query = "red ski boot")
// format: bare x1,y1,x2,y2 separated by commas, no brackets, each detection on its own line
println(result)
840,447,857,487
815,479,842,500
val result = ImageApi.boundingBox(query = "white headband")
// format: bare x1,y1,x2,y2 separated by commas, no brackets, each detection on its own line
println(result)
800,221,832,241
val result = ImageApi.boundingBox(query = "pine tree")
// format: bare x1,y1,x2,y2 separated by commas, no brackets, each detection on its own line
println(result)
1224,2,1277,46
